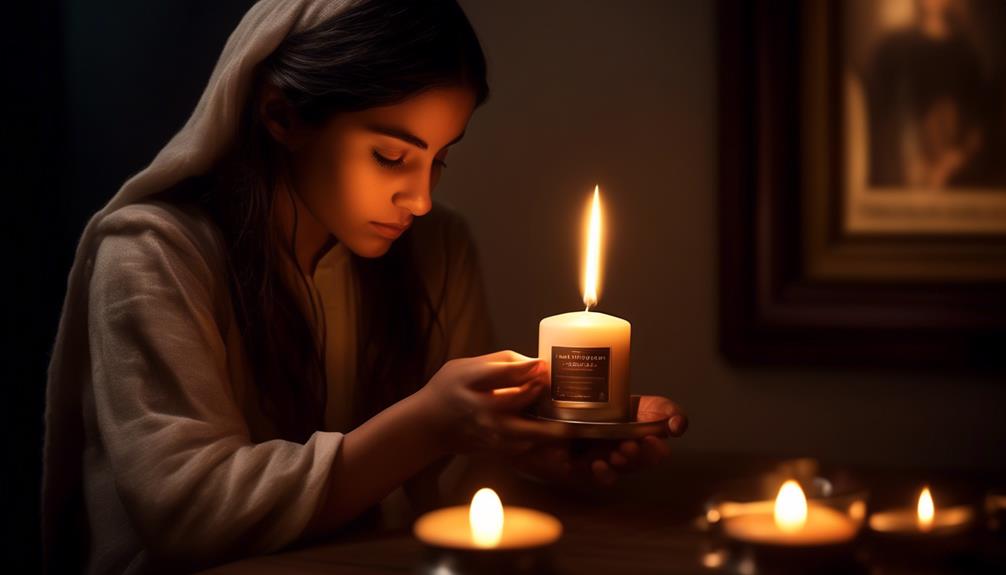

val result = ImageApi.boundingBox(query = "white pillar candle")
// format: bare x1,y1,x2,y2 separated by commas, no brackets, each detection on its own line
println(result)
538,310,631,421
536,186,632,422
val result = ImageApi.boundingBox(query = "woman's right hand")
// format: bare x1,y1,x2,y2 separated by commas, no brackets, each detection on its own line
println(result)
415,350,547,455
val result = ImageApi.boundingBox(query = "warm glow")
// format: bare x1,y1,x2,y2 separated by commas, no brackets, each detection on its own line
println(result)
849,500,866,522
701,549,726,569
774,480,808,533
917,487,935,532
583,185,603,310
706,508,722,524
469,488,504,548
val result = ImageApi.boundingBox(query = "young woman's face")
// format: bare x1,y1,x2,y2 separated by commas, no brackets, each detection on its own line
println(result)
288,86,476,258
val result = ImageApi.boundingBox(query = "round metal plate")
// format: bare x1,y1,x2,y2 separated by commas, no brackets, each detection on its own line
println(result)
520,412,670,439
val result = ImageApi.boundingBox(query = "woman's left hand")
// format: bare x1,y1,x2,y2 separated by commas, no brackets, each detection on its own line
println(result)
509,395,688,487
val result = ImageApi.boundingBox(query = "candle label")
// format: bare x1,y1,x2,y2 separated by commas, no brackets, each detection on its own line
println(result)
550,346,610,403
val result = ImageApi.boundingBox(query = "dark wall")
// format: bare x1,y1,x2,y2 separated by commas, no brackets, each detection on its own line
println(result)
8,3,65,570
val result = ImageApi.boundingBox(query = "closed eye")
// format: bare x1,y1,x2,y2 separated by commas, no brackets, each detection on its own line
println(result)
372,149,405,168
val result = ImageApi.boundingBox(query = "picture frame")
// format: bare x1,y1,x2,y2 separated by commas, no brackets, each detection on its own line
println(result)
717,0,1006,367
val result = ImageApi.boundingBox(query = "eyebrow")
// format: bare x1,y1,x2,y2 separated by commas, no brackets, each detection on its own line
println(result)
366,123,466,151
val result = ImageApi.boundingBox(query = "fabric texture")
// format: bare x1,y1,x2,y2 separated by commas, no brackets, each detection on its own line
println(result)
42,0,494,572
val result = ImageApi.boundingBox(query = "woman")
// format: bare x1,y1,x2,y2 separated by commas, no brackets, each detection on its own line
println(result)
43,0,688,573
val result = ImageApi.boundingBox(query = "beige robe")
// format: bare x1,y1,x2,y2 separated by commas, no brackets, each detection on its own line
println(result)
76,199,493,573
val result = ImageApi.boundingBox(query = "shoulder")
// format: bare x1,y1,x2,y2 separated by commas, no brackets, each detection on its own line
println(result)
95,201,222,257
94,200,225,268
90,200,228,304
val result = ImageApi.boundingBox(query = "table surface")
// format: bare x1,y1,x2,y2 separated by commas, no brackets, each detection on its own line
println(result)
199,452,1006,575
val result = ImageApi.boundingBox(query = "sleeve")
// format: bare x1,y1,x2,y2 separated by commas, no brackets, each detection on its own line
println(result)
87,214,343,565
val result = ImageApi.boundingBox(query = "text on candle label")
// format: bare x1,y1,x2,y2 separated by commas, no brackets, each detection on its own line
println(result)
550,346,611,403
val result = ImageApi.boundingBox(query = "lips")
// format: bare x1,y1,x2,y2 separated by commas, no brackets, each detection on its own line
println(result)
370,220,411,240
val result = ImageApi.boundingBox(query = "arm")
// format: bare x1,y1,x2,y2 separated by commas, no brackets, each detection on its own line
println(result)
301,388,447,536
88,214,442,566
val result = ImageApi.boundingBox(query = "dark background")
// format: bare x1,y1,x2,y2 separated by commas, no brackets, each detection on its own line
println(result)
8,1,1006,572
8,2,253,571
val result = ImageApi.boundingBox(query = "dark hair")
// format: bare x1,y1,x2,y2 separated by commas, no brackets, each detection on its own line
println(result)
195,0,489,442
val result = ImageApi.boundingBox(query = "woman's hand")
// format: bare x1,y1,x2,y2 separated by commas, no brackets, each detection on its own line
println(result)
510,395,688,488
416,350,548,455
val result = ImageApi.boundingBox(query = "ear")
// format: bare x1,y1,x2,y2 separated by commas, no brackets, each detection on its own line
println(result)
258,83,309,151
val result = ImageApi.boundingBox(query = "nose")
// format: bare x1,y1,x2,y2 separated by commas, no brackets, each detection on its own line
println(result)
392,177,433,217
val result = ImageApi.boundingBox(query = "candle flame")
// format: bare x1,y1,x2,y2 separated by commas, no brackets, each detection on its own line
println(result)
774,480,808,533
469,488,504,547
918,486,935,532
583,185,603,310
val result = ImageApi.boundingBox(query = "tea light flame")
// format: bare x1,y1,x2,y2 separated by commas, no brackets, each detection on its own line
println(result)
582,185,603,311
469,488,504,548
918,486,935,532
774,480,808,533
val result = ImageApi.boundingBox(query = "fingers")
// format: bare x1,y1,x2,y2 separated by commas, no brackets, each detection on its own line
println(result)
464,355,546,392
512,444,573,482
465,418,536,455
484,378,547,413
669,414,688,436
639,435,671,465
590,459,618,487
473,349,536,364
493,412,563,440
602,435,673,470
521,438,667,488
639,394,685,417
637,395,689,437
608,440,640,469
619,440,640,459
608,450,629,467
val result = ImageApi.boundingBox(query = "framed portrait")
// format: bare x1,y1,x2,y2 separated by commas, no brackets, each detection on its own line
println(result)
840,0,1006,239
718,0,1006,366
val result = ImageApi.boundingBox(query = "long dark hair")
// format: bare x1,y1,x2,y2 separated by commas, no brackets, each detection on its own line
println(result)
182,0,489,442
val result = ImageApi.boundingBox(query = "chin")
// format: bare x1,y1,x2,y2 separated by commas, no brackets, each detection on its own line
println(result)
347,237,393,259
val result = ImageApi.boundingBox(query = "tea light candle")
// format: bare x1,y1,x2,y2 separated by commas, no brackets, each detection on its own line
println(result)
537,186,632,422
869,486,975,537
413,488,562,575
722,480,858,547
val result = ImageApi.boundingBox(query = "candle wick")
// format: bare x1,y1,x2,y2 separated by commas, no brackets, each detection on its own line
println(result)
584,305,590,313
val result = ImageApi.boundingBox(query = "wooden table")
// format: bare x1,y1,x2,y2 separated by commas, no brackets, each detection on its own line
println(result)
199,452,1006,574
